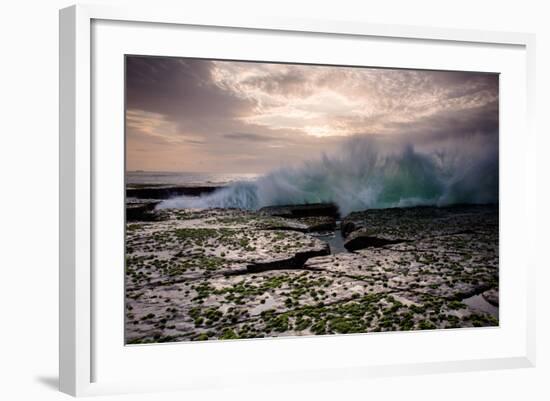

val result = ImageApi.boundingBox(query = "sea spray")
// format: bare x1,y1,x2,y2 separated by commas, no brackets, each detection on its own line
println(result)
158,135,498,215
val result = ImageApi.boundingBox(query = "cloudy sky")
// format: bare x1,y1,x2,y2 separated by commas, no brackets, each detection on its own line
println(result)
125,56,498,173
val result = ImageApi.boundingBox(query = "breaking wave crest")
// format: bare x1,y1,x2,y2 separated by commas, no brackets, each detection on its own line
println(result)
158,135,498,215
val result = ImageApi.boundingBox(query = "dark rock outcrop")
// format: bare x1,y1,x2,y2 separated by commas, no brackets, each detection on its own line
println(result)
482,288,499,306
261,216,337,233
343,230,406,251
260,203,339,219
340,220,358,238
297,216,337,232
340,204,498,240
127,185,219,200
246,245,330,273
126,201,161,221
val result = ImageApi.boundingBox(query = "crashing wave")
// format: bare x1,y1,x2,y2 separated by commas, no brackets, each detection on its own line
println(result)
158,135,498,215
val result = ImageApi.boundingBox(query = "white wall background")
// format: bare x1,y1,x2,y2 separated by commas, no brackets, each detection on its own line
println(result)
0,0,547,400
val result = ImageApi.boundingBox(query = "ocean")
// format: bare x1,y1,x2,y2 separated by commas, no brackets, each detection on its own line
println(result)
128,135,498,214
126,171,260,187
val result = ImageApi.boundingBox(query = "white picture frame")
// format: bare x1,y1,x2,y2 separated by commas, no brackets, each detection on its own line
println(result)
59,3,536,397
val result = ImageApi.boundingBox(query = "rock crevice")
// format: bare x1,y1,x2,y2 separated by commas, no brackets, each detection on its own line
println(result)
246,245,331,273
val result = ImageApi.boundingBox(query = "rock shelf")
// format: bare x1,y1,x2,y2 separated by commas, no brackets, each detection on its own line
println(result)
125,204,499,344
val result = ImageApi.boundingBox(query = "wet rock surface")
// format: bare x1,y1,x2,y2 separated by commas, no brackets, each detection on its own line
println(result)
482,288,499,306
125,204,498,344
344,230,407,251
260,203,339,219
126,184,220,199
126,200,162,222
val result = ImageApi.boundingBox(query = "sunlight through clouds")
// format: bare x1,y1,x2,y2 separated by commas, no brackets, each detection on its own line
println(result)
125,56,498,173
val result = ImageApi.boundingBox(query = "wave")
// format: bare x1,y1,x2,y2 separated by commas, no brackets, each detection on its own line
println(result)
158,135,498,216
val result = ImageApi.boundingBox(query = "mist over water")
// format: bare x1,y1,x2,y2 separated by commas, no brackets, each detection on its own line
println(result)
158,135,498,216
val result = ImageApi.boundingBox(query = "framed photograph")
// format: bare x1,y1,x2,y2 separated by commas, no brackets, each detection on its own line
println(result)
59,4,536,397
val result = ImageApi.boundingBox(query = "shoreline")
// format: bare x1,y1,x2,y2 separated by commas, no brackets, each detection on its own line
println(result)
126,184,221,199
125,199,499,343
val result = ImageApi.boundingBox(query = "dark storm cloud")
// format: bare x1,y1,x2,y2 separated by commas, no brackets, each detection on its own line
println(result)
126,56,254,118
223,132,278,142
379,100,499,140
